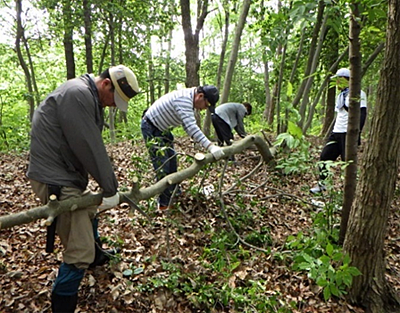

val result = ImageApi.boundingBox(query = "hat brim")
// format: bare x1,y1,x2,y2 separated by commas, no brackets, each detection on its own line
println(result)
331,75,349,79
114,91,128,112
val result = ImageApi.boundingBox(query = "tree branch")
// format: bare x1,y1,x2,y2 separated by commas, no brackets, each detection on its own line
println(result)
0,135,274,230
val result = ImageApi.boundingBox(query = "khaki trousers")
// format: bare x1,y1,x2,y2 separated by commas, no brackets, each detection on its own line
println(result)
30,179,97,269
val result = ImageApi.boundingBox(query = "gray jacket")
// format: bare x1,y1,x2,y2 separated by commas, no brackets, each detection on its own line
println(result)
215,102,247,137
27,74,118,197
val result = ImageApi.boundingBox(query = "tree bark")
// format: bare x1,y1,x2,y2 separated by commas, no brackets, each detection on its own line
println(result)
180,0,208,87
298,11,328,130
291,0,325,110
304,47,348,134
220,0,251,104
0,135,275,230
15,0,35,121
63,0,75,79
83,0,93,73
339,2,362,244
343,0,400,310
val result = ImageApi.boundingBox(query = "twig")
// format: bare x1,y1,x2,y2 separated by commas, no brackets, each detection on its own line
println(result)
222,160,264,195
216,160,270,254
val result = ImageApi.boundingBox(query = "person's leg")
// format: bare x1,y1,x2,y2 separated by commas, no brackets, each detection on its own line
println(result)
29,182,96,312
53,187,97,312
319,133,342,181
212,114,224,146
142,119,177,207
51,263,84,313
212,115,232,146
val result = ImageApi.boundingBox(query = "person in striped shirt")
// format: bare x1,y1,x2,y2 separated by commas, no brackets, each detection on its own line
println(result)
141,85,224,210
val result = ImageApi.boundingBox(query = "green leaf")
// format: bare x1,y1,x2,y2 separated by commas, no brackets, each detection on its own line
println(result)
286,81,293,97
134,267,144,275
316,276,328,287
123,269,133,277
323,286,331,301
347,266,362,276
319,255,330,264
287,121,303,139
330,283,340,297
326,243,333,257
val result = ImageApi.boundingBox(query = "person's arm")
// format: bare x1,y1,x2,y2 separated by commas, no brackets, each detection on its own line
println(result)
58,86,118,197
234,108,247,138
176,99,213,150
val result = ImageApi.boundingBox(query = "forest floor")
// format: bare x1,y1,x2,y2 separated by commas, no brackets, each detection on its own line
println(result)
1,136,400,313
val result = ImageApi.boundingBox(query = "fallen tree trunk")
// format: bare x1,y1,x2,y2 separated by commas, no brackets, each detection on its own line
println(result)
0,135,274,230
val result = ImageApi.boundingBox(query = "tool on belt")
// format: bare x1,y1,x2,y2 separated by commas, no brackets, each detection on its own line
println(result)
46,184,62,253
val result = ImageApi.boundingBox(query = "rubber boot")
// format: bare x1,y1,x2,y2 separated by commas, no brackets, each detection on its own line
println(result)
51,292,78,313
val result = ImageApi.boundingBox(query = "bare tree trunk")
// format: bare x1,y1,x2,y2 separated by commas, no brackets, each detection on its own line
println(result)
63,0,75,79
361,42,385,77
180,0,208,87
304,47,349,134
289,27,306,84
83,0,93,73
320,32,340,136
263,57,271,121
164,29,173,94
203,1,229,137
216,2,229,91
343,0,400,310
291,0,325,110
220,0,251,104
15,0,35,121
340,3,362,244
298,11,328,130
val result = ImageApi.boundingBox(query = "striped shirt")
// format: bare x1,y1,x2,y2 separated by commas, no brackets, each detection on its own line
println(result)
144,88,212,149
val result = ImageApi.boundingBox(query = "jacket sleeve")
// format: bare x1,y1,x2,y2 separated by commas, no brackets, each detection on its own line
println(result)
57,87,118,197
234,107,247,138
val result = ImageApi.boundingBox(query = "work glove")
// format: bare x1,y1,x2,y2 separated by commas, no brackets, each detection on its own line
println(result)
98,193,120,210
208,145,225,160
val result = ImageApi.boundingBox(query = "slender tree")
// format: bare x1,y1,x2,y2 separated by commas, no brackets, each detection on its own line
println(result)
344,0,400,310
339,1,362,244
15,0,35,121
62,0,75,79
82,0,93,73
220,0,251,103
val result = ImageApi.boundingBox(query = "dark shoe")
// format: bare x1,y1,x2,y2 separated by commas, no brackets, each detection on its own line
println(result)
89,239,120,268
51,292,78,313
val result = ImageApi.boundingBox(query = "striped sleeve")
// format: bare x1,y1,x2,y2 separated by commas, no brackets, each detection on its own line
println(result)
173,100,212,149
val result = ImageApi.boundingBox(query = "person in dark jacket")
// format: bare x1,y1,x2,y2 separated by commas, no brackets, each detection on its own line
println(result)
27,65,140,312
211,102,252,146
310,68,367,193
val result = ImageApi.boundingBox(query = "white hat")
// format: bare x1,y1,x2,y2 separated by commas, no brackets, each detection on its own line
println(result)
109,65,139,112
331,68,350,78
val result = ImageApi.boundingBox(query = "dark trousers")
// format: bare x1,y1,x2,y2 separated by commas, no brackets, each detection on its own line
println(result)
319,132,347,181
211,114,233,146
141,118,177,207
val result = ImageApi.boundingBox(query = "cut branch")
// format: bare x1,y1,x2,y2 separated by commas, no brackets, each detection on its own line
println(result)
0,135,274,230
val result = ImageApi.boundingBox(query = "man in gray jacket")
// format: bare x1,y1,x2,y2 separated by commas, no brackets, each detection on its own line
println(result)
212,102,252,146
27,65,139,312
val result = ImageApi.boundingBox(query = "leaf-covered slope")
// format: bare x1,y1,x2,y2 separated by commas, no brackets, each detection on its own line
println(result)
0,137,399,312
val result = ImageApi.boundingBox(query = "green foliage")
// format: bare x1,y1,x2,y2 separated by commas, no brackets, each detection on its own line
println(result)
285,180,361,302
134,229,294,312
288,234,361,301
274,122,312,175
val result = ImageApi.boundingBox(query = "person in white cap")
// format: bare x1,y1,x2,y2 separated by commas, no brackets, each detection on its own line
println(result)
27,65,139,312
141,85,224,211
310,68,367,194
